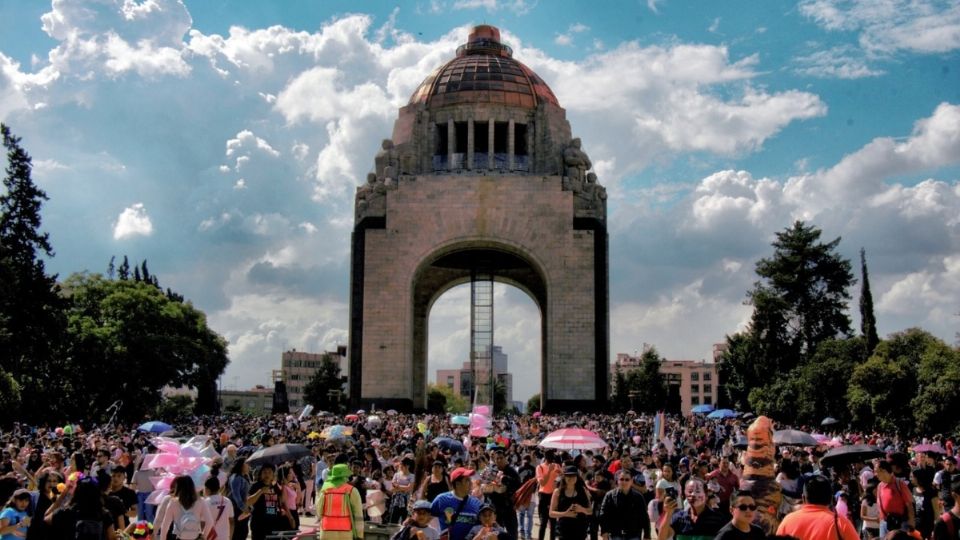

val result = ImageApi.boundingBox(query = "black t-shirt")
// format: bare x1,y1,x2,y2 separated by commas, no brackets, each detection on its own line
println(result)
669,507,728,538
249,481,284,532
932,512,960,540
50,507,114,540
714,522,766,540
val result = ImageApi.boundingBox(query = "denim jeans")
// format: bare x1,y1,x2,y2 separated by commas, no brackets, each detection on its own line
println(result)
136,492,156,522
518,502,535,537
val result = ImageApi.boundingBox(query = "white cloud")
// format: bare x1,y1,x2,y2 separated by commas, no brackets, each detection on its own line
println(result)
647,0,662,13
793,45,885,79
112,203,153,239
554,22,589,46
451,0,535,14
799,0,960,54
225,129,280,158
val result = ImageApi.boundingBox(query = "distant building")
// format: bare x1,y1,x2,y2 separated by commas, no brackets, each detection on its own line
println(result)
436,345,513,405
281,346,348,411
219,385,273,415
612,351,719,415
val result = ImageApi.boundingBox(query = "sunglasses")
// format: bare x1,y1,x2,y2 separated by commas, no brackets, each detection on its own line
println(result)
736,504,757,511
618,477,632,482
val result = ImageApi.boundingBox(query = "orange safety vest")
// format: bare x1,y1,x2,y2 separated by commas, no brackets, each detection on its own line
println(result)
321,484,355,532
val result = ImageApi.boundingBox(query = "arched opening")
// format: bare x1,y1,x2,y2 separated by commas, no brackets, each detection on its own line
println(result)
410,244,547,411
427,282,542,413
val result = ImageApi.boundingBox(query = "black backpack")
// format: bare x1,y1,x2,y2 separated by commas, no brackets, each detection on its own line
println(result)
75,518,103,540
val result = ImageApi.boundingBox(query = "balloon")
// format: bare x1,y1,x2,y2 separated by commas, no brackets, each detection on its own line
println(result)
469,427,490,437
56,483,66,493
149,453,180,468
55,427,64,436
151,474,174,491
417,422,427,434
62,425,73,435
68,472,82,483
473,405,491,416
145,489,166,505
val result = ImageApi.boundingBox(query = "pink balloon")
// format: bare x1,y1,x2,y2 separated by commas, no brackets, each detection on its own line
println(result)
151,475,174,490
156,442,180,454
473,405,491,416
149,453,180,468
179,446,202,458
469,427,490,437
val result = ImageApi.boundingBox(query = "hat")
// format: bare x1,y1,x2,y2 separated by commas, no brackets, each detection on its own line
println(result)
633,474,646,485
479,503,496,514
322,463,351,491
449,467,474,482
11,489,31,499
563,465,579,476
412,499,432,511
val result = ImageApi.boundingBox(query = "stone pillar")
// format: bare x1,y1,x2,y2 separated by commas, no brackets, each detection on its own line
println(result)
488,118,495,170
508,119,515,171
467,118,474,171
447,118,455,171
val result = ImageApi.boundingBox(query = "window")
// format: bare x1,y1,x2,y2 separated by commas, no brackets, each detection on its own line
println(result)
691,372,699,382
704,384,712,394
455,122,468,153
692,396,700,405
691,385,700,395
475,122,489,154
436,123,449,154
515,124,528,156
704,372,712,381
704,395,712,405
494,122,509,153
446,376,454,387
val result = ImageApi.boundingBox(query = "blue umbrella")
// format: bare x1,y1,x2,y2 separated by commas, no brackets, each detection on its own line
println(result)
450,415,470,426
707,409,737,419
691,404,715,414
433,437,466,453
138,421,173,433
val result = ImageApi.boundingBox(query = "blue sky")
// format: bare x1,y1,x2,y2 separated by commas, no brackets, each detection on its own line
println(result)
2,0,959,404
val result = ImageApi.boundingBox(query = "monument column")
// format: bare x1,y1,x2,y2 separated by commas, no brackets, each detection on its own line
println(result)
488,118,495,170
467,118,474,170
447,118,455,171
508,119,515,170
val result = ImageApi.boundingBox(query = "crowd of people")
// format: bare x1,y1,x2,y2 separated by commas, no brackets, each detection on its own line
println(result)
0,410,958,540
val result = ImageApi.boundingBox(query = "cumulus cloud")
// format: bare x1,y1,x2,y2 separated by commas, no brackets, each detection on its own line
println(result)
112,203,153,239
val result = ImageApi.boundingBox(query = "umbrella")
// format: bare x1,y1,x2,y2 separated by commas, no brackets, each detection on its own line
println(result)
386,409,398,416
433,437,466,453
812,433,830,443
740,412,757,420
912,443,947,455
138,421,173,433
451,415,470,426
532,411,542,418
820,444,885,468
247,443,311,467
345,414,360,422
692,404,715,414
707,409,737,419
321,425,353,440
773,429,820,447
306,431,322,440
356,409,366,414
538,428,607,450
821,417,839,426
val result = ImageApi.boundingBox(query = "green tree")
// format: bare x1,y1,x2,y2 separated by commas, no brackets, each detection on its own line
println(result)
426,383,469,413
626,348,668,413
156,395,195,423
722,221,854,414
302,356,347,412
493,378,507,414
60,273,228,422
0,124,68,422
859,248,880,358
526,393,541,414
611,366,628,412
0,369,21,420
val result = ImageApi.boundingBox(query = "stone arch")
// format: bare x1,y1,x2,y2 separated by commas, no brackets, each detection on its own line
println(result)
410,239,548,410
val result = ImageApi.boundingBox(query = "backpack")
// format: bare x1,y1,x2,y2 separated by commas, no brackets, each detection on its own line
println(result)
74,519,104,540
176,506,203,540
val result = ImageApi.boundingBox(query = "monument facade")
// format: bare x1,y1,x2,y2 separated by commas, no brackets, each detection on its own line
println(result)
349,25,608,412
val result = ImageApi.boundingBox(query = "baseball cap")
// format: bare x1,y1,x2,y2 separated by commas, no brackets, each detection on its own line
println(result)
449,467,474,482
412,500,432,511
479,503,495,514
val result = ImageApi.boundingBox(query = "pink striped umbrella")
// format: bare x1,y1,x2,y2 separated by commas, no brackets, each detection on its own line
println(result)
538,428,608,450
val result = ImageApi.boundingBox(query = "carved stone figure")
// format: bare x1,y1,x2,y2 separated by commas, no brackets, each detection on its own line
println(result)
356,172,387,218
375,139,399,180
563,137,592,183
583,172,606,201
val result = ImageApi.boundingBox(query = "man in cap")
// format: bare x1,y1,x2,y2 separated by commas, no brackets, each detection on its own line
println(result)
432,467,483,540
599,469,651,540
317,463,365,540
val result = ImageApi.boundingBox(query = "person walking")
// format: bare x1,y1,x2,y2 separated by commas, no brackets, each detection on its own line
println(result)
776,475,859,540
550,466,592,540
156,476,213,540
317,463,365,540
431,467,483,540
600,470,651,540
537,453,561,540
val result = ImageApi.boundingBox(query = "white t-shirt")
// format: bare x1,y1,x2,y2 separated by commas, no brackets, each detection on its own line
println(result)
205,494,235,540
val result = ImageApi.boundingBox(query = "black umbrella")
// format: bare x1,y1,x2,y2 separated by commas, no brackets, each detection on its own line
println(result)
247,443,311,467
433,437,466,454
773,429,820,447
820,444,885,468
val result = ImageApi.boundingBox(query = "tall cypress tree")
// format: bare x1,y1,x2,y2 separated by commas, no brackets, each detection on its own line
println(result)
0,124,66,421
859,248,880,357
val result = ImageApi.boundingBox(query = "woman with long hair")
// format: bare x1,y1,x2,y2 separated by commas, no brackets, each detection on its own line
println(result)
26,470,62,539
549,466,592,540
46,477,117,540
157,476,213,540
247,464,293,540
227,458,251,540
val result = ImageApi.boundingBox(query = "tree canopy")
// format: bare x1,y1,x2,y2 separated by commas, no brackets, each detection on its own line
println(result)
303,356,347,412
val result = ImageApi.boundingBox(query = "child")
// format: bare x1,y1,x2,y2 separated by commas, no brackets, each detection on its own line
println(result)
0,489,32,540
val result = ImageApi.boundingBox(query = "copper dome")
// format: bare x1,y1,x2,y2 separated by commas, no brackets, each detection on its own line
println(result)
409,25,559,109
